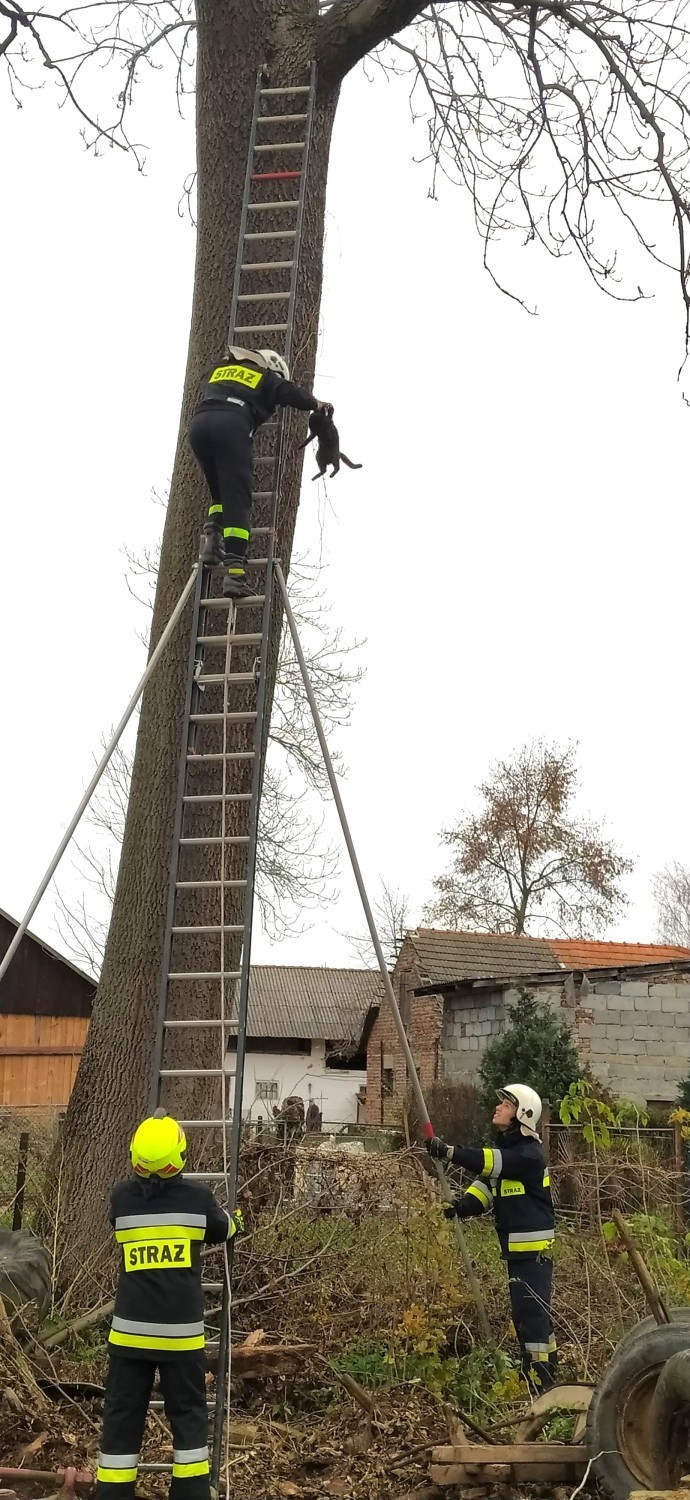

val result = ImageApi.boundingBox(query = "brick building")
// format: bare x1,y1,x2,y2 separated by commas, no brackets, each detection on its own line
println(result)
363,929,690,1122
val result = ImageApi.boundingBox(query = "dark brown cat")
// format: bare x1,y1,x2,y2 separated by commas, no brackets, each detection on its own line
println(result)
298,409,362,479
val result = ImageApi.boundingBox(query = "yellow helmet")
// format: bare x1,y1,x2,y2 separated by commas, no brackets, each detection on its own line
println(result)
130,1113,187,1178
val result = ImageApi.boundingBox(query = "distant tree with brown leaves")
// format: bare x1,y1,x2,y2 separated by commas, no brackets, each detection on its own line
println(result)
424,740,633,937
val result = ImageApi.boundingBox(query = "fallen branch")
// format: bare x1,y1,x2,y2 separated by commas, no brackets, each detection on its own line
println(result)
41,1300,114,1350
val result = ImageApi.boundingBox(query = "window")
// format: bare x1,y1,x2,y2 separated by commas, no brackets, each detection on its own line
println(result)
382,1068,394,1096
255,1080,279,1102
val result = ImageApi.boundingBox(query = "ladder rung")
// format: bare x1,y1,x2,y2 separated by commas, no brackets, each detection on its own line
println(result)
159,1068,226,1076
245,230,296,240
234,323,288,334
251,526,272,534
195,673,257,685
167,972,241,982
172,925,244,935
150,1401,215,1412
179,835,250,846
252,490,273,497
183,792,253,802
182,1122,229,1129
205,556,273,568
202,1281,224,1290
259,113,307,125
185,752,255,763
251,171,301,181
241,260,294,272
196,635,262,647
260,85,310,95
188,712,257,724
164,1018,235,1028
201,596,264,609
237,291,290,302
254,141,304,153
176,879,248,889
246,200,299,213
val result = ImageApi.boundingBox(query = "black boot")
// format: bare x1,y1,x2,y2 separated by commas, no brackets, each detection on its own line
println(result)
200,521,225,566
222,556,254,600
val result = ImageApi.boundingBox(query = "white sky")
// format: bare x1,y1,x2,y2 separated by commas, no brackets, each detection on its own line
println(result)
1,38,689,975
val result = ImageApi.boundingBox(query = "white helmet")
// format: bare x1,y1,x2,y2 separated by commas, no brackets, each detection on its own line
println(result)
258,348,289,380
498,1083,542,1137
225,344,267,367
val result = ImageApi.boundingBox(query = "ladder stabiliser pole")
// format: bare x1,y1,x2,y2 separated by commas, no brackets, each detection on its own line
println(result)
274,565,492,1345
0,564,200,988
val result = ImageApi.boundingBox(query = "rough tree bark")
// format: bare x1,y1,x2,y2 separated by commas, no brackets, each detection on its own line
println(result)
56,0,423,1264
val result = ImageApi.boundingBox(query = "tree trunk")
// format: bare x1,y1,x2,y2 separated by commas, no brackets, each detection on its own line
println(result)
57,0,342,1266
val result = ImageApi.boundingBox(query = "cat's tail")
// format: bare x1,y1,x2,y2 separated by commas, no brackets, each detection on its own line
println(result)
340,453,362,469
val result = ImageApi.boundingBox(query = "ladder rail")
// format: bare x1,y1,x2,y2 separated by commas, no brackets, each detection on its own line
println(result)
212,62,318,1487
148,565,208,1105
226,70,264,351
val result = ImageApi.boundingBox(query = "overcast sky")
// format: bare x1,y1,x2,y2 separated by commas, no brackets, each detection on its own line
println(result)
1,33,689,975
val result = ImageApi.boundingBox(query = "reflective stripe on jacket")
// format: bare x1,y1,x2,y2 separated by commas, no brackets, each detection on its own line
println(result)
452,1125,554,1259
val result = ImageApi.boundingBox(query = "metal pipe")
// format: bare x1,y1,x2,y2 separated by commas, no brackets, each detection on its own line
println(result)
274,563,492,1344
0,564,200,988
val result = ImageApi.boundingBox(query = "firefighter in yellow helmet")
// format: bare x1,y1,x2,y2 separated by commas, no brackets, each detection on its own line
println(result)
96,1111,243,1500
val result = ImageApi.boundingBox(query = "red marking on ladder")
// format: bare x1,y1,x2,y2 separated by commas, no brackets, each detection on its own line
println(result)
251,171,302,181
423,1121,435,1140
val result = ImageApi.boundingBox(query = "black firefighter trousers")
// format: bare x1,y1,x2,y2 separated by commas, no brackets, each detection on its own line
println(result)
507,1256,557,1390
188,404,254,574
96,1352,210,1500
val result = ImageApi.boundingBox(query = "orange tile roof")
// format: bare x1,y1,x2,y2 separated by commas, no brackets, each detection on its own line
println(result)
549,939,690,969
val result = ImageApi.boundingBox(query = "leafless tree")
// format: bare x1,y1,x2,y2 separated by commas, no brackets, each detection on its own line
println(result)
12,0,686,1254
653,860,690,947
53,552,362,970
4,5,690,327
344,879,414,968
424,738,633,936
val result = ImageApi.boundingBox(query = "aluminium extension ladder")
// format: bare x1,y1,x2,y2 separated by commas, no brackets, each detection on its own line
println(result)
143,63,317,1486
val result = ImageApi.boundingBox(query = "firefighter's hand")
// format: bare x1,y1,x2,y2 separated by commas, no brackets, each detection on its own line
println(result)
426,1135,452,1162
443,1197,462,1220
230,1208,244,1237
315,401,334,417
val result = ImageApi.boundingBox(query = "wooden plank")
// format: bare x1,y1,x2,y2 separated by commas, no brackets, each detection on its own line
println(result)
0,1047,84,1056
431,1444,593,1465
430,1461,587,1485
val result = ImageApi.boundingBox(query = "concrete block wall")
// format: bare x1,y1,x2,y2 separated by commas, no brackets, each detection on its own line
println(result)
441,992,507,1083
582,979,690,1102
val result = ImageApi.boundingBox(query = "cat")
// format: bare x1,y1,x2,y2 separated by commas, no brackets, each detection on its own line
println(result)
298,408,362,479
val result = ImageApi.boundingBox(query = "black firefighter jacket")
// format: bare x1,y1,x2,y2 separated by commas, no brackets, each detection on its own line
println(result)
193,358,318,428
108,1174,235,1359
449,1124,554,1260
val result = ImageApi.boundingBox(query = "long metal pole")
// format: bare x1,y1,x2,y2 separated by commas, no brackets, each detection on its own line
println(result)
274,564,492,1344
0,564,200,987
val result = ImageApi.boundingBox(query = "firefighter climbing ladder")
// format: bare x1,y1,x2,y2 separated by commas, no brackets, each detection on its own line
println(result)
0,57,491,1499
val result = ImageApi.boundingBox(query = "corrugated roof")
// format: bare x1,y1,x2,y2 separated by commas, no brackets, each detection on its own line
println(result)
230,966,383,1043
408,928,690,991
408,929,558,982
550,939,690,968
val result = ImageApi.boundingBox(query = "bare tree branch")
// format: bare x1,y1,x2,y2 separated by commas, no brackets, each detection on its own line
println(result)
343,878,414,966
653,860,690,946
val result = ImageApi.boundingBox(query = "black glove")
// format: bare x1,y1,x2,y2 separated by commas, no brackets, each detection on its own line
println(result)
426,1135,452,1162
315,400,334,417
443,1196,463,1220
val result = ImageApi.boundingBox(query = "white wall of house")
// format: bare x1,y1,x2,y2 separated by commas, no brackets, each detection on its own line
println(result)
224,1040,365,1123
